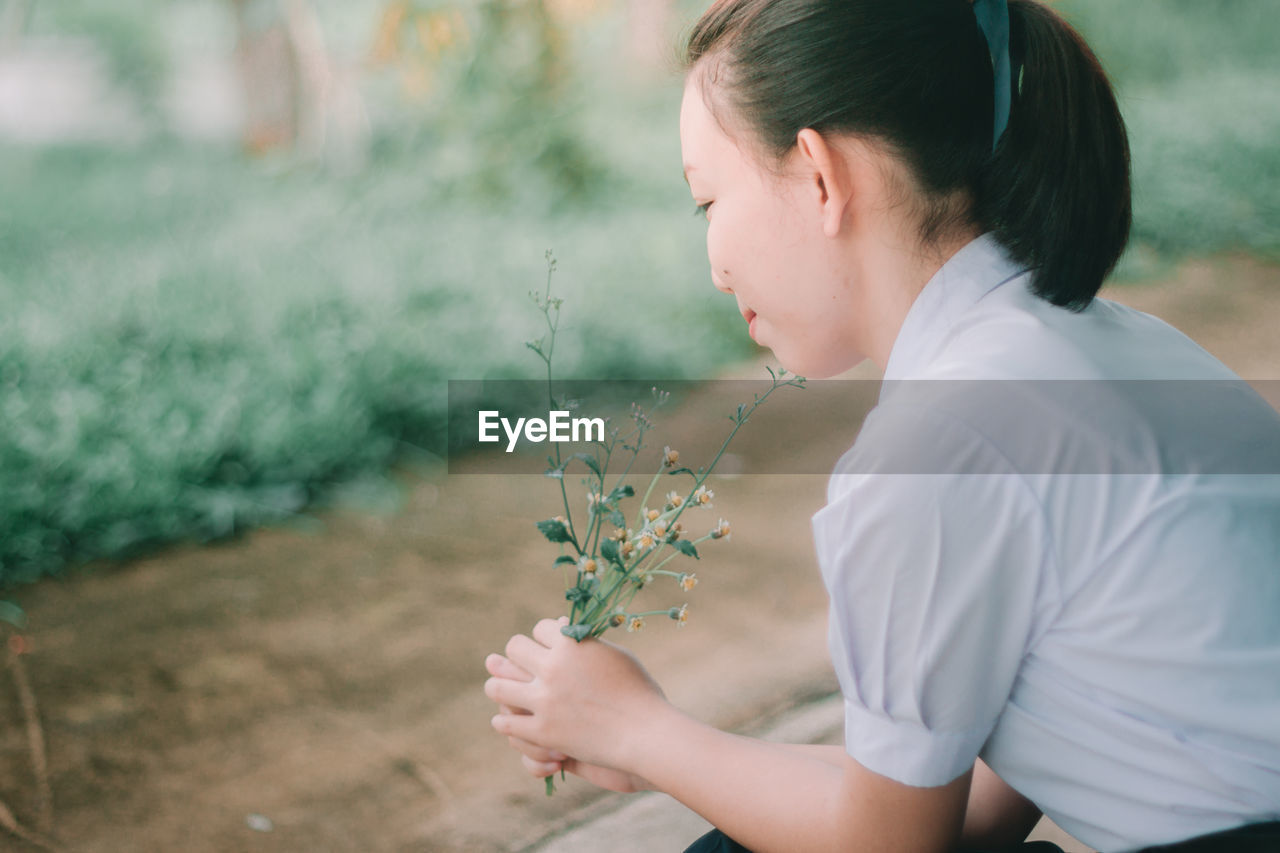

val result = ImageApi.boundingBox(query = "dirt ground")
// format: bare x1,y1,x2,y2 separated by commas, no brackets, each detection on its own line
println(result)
1,254,1277,852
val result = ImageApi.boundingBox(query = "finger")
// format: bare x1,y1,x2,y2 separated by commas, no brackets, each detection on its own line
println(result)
485,653,534,682
491,710,539,745
531,616,571,648
484,676,534,709
504,633,548,673
521,753,562,779
506,734,567,763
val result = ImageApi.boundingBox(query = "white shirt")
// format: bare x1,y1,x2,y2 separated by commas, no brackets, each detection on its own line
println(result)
811,235,1280,851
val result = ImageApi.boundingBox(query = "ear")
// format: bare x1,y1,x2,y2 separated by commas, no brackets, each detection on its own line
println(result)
794,128,854,239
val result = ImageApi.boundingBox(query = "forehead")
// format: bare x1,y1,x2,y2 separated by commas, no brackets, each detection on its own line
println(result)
679,76,737,175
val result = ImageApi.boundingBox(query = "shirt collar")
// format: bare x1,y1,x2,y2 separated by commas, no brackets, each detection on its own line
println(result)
881,233,1030,383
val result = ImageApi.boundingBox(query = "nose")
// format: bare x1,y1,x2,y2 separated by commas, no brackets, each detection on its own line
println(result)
711,272,732,294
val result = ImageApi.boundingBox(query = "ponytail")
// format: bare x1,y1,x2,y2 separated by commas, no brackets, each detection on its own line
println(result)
974,1,1132,310
682,0,1132,312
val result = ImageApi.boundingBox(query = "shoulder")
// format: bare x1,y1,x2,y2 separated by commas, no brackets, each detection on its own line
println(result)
931,279,1238,382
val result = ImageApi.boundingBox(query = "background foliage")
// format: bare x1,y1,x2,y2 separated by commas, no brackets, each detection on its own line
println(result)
1,0,1277,586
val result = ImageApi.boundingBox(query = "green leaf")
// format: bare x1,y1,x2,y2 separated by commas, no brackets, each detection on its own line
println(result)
536,519,572,543
0,600,25,629
572,453,603,479
600,538,623,566
665,467,696,479
607,509,626,528
673,539,700,559
561,623,593,641
554,555,577,567
565,585,593,604
606,484,635,503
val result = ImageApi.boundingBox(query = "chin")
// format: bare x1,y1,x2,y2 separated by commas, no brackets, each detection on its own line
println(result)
776,350,865,380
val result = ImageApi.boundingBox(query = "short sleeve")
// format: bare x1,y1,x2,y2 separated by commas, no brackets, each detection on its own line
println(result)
812,403,1053,787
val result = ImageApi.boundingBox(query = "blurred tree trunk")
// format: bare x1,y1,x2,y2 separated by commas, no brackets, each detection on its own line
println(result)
282,0,370,170
231,0,368,167
625,0,674,74
231,0,300,154
0,0,34,55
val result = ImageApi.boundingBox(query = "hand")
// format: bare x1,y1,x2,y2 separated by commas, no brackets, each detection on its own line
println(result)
484,617,668,777
484,652,652,792
484,651,650,793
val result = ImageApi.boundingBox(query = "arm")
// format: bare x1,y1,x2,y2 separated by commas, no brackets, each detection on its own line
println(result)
770,745,1042,848
958,758,1042,849
486,619,970,853
629,705,971,853
765,744,1040,849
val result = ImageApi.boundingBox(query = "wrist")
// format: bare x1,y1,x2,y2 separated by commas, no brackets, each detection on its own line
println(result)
620,697,696,794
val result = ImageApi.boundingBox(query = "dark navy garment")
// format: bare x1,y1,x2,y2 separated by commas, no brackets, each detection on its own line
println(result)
682,821,1280,853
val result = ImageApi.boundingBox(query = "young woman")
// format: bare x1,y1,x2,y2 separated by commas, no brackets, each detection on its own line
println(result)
482,1,1280,850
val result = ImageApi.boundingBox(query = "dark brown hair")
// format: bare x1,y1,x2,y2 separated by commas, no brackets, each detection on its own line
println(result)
683,0,1132,311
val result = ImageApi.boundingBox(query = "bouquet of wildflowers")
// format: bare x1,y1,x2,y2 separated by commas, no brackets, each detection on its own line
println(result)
524,253,803,792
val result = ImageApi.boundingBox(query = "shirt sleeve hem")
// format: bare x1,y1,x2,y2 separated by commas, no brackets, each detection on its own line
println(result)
842,697,989,788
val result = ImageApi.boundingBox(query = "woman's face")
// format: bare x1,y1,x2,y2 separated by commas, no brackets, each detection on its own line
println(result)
679,77,866,379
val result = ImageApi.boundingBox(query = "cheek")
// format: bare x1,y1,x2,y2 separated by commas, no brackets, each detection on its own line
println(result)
705,220,729,280
705,209,762,288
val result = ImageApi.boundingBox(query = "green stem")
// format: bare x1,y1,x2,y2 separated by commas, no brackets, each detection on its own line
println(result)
634,467,664,529
659,376,795,537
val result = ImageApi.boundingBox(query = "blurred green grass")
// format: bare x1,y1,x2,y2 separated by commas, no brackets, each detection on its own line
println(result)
1061,0,1280,274
2,0,1277,586
0,134,749,584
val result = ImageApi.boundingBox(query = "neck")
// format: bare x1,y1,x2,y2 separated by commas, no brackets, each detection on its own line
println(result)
853,223,982,372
